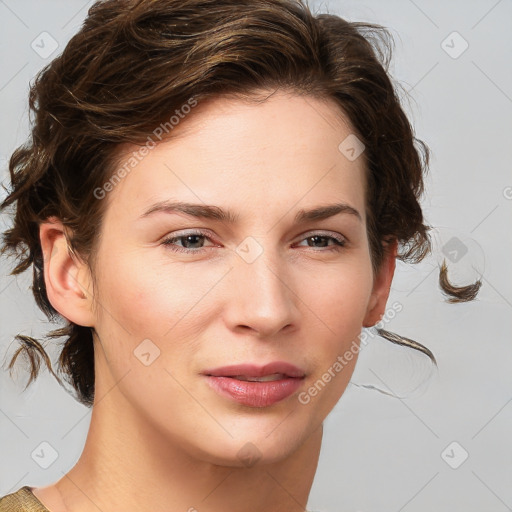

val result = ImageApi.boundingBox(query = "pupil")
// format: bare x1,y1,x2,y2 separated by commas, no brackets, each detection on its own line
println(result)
185,235,202,248
310,235,327,247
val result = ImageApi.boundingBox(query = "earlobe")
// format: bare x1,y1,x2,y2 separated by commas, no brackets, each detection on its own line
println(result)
39,217,95,327
362,239,398,328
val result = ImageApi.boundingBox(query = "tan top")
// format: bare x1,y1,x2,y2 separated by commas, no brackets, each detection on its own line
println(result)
0,487,50,512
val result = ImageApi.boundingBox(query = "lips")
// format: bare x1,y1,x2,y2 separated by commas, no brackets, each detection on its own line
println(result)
202,362,306,408
203,362,306,379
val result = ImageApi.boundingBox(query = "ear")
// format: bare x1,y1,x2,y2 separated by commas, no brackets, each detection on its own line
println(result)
362,238,398,328
39,217,95,327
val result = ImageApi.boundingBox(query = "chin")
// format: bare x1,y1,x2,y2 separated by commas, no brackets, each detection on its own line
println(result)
197,441,300,468
187,416,318,468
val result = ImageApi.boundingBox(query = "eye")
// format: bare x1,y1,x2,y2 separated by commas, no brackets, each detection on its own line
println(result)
161,230,347,255
161,230,216,254
295,232,346,252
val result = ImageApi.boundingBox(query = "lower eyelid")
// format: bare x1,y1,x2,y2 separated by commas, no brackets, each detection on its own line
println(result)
162,232,346,251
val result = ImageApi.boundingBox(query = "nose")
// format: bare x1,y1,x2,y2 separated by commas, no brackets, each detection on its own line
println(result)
223,245,300,339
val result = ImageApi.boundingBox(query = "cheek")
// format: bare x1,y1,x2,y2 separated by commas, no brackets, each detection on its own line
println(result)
301,260,374,335
299,259,373,406
92,250,220,350
300,269,370,410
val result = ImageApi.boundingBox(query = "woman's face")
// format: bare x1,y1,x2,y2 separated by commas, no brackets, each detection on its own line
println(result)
83,90,393,465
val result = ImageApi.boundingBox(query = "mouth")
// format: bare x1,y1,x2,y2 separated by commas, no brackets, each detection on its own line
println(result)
201,362,306,408
228,373,289,382
202,362,306,379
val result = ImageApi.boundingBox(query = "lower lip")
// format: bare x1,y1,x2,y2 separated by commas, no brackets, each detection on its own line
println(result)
205,376,304,407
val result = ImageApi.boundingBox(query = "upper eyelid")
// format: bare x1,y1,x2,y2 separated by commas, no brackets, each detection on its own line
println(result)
163,229,217,243
164,229,346,244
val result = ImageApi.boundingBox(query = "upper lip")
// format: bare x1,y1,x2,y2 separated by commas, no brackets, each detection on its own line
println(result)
202,362,306,378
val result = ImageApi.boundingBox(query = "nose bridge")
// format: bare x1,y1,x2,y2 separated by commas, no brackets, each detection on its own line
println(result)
226,237,298,336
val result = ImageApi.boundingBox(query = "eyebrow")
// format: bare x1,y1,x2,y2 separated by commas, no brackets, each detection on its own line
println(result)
139,200,362,224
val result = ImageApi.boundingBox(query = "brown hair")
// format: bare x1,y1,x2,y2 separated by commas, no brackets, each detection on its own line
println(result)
0,0,480,407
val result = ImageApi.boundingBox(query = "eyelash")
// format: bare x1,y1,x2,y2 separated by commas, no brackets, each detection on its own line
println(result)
161,230,347,254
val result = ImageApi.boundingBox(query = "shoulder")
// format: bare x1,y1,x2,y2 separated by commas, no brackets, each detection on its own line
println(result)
0,487,50,512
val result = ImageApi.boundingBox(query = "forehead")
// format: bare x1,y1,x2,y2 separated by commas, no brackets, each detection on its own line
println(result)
104,90,367,222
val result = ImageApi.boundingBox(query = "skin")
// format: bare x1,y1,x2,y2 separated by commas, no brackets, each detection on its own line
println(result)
34,89,397,512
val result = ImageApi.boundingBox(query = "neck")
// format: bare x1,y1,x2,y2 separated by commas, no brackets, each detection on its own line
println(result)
41,366,323,512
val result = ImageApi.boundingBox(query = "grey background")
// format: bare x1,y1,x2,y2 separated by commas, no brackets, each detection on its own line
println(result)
1,1,511,511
